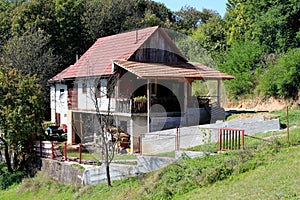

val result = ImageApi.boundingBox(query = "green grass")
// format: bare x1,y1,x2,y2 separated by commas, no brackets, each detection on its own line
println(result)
1,108,300,200
271,108,300,126
66,152,137,161
178,145,300,200
2,131,300,200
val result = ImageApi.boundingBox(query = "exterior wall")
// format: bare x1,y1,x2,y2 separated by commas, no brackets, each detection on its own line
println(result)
130,30,186,63
50,84,68,125
76,79,113,112
50,85,56,123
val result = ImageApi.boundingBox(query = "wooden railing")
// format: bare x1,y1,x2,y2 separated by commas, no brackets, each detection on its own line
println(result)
116,99,147,113
34,141,82,164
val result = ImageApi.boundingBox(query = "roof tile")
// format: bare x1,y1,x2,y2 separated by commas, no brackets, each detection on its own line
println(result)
49,26,160,81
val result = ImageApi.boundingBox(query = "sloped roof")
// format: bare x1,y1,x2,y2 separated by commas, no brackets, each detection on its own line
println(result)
50,26,164,81
113,59,234,80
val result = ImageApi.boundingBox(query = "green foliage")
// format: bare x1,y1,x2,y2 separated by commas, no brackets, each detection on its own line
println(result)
271,107,300,127
0,163,25,190
2,30,60,86
0,67,44,170
258,48,300,98
192,14,226,64
219,40,263,98
2,122,300,199
83,0,173,43
174,7,218,35
225,0,300,52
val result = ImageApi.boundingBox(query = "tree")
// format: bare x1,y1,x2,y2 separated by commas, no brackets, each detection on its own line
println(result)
2,30,60,86
82,0,173,43
1,30,61,119
219,40,263,98
225,0,300,52
258,48,300,98
0,67,44,173
89,73,118,187
174,6,219,35
192,13,226,64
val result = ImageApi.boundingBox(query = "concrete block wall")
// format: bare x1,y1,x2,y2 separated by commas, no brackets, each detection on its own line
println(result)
83,164,138,185
141,117,280,155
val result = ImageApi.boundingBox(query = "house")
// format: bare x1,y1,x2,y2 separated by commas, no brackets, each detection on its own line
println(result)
48,26,233,152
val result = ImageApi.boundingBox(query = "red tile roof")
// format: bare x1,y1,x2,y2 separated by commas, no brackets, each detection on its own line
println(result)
49,26,161,81
49,26,234,82
113,59,234,80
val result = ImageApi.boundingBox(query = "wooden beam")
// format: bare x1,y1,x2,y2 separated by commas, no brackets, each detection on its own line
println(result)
147,79,150,133
217,80,221,106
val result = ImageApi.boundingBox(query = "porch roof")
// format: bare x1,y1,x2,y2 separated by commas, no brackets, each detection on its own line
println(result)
113,59,234,80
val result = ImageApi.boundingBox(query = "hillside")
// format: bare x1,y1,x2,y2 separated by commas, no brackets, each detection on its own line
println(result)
1,109,300,199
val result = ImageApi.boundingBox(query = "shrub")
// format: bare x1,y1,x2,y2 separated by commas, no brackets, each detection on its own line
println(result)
0,168,25,190
258,48,300,98
219,40,263,98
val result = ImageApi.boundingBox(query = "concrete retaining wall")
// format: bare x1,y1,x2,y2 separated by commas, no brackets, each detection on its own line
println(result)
41,159,84,185
137,156,176,173
41,156,176,185
141,117,280,155
83,163,138,185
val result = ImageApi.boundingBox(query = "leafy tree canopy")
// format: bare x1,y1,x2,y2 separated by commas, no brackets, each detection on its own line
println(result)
0,66,44,172
258,48,300,98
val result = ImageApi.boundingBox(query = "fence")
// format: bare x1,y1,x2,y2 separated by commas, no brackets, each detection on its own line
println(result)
34,141,82,164
218,128,244,151
139,126,220,155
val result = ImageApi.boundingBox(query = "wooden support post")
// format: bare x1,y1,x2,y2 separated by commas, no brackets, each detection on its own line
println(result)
64,142,67,161
139,136,142,155
51,141,54,159
217,80,221,107
39,140,42,157
219,129,222,151
242,130,245,150
147,79,150,133
286,106,289,142
80,113,83,143
175,127,179,150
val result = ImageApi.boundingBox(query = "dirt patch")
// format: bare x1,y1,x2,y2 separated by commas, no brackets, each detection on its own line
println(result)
226,97,288,111
227,112,277,121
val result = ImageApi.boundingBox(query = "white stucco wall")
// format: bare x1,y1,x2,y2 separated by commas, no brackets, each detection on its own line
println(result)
77,79,114,112
50,84,68,125
50,85,56,123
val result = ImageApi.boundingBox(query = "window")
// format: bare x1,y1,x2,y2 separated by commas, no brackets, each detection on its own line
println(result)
96,81,102,98
82,81,87,94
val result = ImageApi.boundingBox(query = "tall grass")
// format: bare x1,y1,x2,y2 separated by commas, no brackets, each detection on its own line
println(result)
1,108,300,200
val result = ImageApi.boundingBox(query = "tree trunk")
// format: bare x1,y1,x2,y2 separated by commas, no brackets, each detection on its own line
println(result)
105,141,112,187
106,164,111,187
0,136,13,173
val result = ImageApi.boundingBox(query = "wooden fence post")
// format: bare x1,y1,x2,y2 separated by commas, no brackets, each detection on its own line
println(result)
286,106,289,142
39,140,42,158
51,141,54,159
64,142,67,161
139,136,142,155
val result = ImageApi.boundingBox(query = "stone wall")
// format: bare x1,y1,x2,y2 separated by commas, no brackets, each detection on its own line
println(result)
41,159,84,185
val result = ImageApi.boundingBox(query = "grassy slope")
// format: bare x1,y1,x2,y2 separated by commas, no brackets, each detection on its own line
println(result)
1,109,300,200
179,146,300,200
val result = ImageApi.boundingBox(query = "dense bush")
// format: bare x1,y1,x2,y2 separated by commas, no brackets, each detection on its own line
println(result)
258,48,300,98
219,40,263,98
0,164,25,190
